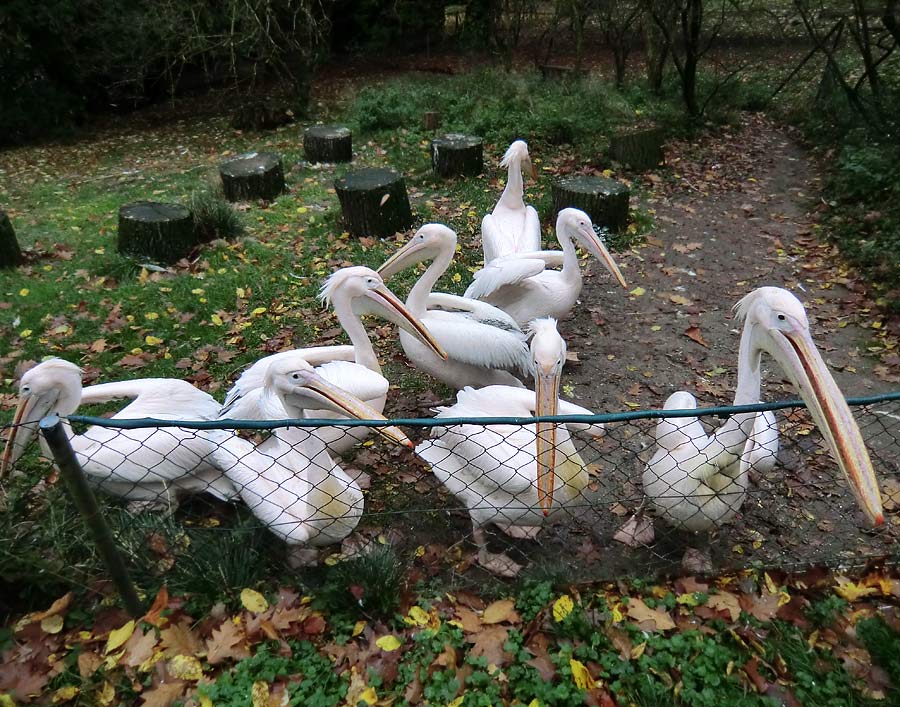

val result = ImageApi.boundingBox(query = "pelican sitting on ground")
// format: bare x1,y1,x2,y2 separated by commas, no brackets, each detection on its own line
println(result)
465,208,628,326
415,318,600,576
481,140,541,263
220,266,446,455
642,287,883,536
378,224,531,389
1,359,237,506
208,357,413,561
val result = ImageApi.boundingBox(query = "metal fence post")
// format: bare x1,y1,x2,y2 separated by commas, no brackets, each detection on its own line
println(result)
40,415,144,617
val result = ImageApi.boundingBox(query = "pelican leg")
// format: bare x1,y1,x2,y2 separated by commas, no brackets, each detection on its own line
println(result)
473,525,523,577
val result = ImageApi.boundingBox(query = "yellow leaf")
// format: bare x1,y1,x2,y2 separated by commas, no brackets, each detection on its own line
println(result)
145,335,164,346
145,312,159,320
210,314,223,326
52,685,79,703
19,288,29,297
358,687,377,705
168,654,203,681
630,641,647,659
191,288,204,295
676,593,700,607
251,681,269,707
0,696,14,707
240,588,269,613
611,602,624,623
415,545,426,557
553,595,574,622
199,695,213,707
447,696,465,707
528,700,541,707
20,329,32,338
451,272,462,283
569,658,596,690
834,576,878,602
251,307,267,315
650,325,661,331
96,681,115,706
375,634,402,651
764,572,778,595
630,286,646,297
405,606,430,627
236,287,246,298
41,614,64,634
352,620,366,637
105,620,135,654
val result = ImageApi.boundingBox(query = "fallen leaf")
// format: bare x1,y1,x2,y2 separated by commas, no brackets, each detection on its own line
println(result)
139,681,185,707
570,658,597,689
240,588,269,613
481,599,519,625
684,325,709,347
834,576,879,602
375,635,402,652
105,620,136,654
626,598,675,631
467,625,511,667
167,655,203,681
706,592,741,622
553,595,574,622
613,514,655,548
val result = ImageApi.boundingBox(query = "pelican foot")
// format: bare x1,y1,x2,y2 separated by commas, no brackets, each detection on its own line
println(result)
477,549,523,578
496,524,542,540
287,547,321,569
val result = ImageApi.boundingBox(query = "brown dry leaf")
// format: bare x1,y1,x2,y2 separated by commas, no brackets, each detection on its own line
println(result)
467,625,512,667
206,620,250,665
78,651,103,678
139,680,186,707
481,599,519,625
743,591,780,623
684,325,709,348
455,606,482,633
142,585,169,627
669,294,692,306
626,598,675,631
613,514,655,548
32,593,73,622
120,626,159,669
706,592,741,622
160,622,203,658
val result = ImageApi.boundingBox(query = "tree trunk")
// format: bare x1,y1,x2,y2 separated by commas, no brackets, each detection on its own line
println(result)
304,125,353,163
642,0,675,93
423,111,442,130
219,152,286,202
117,202,196,264
334,168,414,238
0,211,23,269
552,176,630,232
431,134,484,177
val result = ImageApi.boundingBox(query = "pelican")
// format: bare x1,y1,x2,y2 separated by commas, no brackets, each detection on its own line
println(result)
464,208,628,326
207,357,412,558
415,318,599,576
219,266,446,454
378,224,531,389
643,287,883,534
1,359,237,505
481,140,541,263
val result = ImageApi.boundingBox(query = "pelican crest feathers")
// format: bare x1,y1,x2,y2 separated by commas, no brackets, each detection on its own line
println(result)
499,140,529,168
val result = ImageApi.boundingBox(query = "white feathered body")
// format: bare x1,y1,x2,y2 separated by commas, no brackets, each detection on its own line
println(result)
481,204,541,263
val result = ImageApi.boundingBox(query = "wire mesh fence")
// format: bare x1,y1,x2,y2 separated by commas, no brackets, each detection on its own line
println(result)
2,394,899,600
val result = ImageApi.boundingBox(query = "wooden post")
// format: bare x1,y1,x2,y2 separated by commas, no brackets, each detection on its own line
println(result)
609,127,665,171
117,202,196,264
219,152,286,202
334,168,414,238
304,125,353,163
431,134,484,178
423,111,442,130
552,176,630,232
0,210,23,269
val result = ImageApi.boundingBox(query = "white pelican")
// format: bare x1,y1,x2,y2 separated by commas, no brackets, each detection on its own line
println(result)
219,266,446,454
415,318,600,576
643,287,883,534
464,208,628,326
481,140,541,263
1,359,237,505
207,357,412,559
377,224,531,389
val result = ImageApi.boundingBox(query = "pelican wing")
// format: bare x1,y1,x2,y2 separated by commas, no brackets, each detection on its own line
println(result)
520,205,542,253
482,213,514,263
80,379,222,420
464,257,546,300
424,293,523,332
421,309,530,375
314,360,389,403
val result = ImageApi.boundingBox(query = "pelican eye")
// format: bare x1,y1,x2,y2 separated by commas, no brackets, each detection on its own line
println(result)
777,313,786,321
291,373,301,380
21,385,30,393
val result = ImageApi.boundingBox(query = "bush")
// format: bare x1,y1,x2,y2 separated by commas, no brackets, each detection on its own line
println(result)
189,189,245,243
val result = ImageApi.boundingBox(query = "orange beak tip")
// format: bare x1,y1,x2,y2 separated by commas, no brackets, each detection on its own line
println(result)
875,514,884,527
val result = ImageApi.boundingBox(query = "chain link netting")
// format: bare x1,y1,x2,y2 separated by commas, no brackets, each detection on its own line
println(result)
2,397,899,587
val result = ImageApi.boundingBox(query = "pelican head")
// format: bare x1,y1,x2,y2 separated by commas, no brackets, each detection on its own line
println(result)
500,140,537,180
265,358,413,449
735,286,883,526
319,266,446,360
529,318,566,515
556,208,627,289
377,224,457,280
1,358,83,477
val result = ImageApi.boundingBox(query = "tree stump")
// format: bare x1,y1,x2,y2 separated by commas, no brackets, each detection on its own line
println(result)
117,202,196,264
304,125,353,163
219,152,285,202
431,134,483,178
334,168,414,238
0,211,23,269
423,111,442,130
552,176,630,232
609,127,665,171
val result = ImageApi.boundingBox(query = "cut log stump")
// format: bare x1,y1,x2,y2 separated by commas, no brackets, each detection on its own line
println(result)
552,176,630,232
117,202,195,264
220,151,285,202
609,127,665,171
304,125,352,163
0,211,23,269
423,111,442,130
334,168,414,238
431,134,483,178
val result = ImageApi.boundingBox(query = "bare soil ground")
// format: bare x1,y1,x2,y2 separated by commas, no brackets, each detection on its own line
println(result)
376,114,900,583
